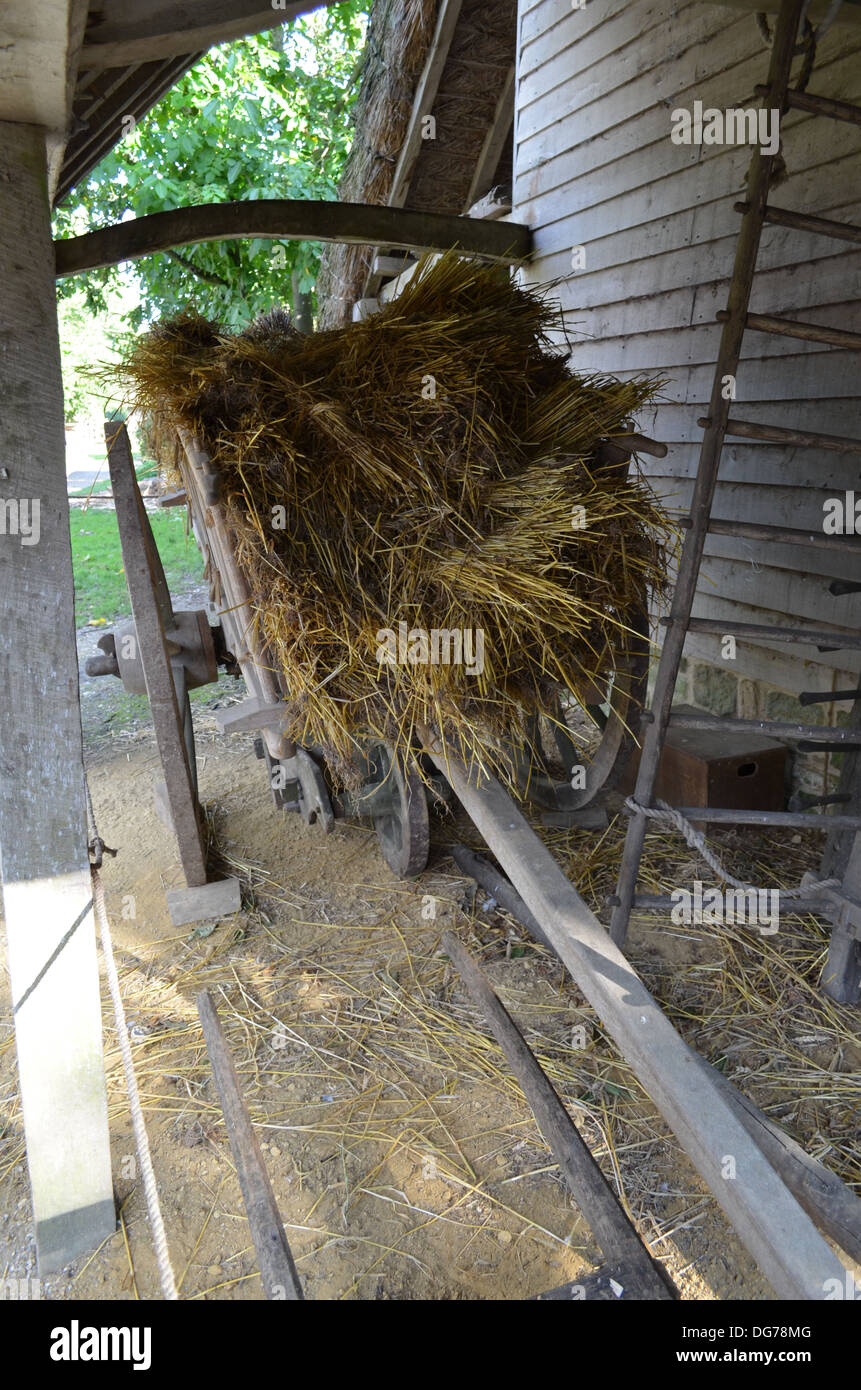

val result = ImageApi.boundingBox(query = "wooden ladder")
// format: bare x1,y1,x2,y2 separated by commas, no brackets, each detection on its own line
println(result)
609,0,861,1003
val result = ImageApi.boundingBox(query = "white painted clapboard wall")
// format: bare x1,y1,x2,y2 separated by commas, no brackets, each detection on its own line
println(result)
513,0,861,695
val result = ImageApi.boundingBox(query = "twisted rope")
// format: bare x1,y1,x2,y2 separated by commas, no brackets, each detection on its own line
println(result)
624,797,839,899
86,779,178,1301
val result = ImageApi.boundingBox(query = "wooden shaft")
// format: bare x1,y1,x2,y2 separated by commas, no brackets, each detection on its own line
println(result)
453,857,861,1265
716,416,861,452
707,516,861,553
752,203,861,245
731,310,861,351
755,84,861,126
673,616,861,650
667,712,861,742
422,732,850,1299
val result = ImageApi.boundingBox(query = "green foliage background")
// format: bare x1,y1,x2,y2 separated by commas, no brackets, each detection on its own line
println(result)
54,5,368,417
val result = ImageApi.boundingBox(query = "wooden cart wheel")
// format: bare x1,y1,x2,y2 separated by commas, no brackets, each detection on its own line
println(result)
515,605,650,812
367,742,430,878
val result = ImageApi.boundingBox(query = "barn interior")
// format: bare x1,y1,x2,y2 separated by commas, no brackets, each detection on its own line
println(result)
0,0,860,1306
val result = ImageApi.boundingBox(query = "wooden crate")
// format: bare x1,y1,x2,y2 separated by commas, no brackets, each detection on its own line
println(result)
620,704,788,810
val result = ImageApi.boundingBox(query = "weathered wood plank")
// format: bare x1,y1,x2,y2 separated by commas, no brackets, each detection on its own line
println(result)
518,15,859,167
0,121,114,1274
423,738,849,1299
197,991,303,1300
525,120,861,268
55,201,530,278
637,442,861,489
78,0,330,68
522,184,859,303
388,0,464,210
442,932,676,1298
564,313,861,376
519,2,742,143
679,630,860,692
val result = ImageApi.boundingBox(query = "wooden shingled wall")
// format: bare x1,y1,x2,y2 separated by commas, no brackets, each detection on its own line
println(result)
513,0,861,698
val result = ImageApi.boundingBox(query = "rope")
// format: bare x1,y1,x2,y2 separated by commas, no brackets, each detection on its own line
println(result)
86,778,178,1301
624,797,839,899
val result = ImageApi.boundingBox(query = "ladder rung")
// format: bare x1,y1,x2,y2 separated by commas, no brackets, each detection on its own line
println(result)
755,84,861,126
717,308,861,351
798,740,861,753
700,416,861,453
637,806,861,830
736,202,861,246
790,792,852,809
662,615,861,650
666,712,860,743
799,688,861,706
706,517,861,553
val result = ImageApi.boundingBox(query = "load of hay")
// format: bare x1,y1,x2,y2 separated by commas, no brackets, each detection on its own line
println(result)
118,253,672,789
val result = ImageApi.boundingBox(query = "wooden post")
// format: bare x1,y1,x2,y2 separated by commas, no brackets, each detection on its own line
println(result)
0,122,114,1272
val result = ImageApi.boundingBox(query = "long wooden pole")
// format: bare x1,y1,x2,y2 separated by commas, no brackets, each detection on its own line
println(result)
0,122,114,1273
422,733,849,1300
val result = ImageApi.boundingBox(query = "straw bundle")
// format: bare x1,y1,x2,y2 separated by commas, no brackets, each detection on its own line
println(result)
118,253,672,790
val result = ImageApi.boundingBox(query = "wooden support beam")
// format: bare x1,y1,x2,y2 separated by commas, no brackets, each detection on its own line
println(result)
78,0,328,68
0,121,114,1273
463,66,515,213
54,201,530,278
197,991,303,1300
422,734,850,1299
388,0,465,210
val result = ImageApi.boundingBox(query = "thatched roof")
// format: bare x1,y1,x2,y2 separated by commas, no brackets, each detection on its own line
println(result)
317,0,515,327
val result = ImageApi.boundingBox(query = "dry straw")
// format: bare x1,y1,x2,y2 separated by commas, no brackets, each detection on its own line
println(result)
116,253,672,791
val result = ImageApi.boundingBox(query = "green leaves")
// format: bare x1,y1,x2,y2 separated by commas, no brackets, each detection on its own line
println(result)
54,4,368,335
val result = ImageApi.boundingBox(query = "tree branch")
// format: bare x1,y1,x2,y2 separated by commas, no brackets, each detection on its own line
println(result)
165,248,230,288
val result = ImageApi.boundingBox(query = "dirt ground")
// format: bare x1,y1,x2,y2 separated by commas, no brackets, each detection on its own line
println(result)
0,596,858,1301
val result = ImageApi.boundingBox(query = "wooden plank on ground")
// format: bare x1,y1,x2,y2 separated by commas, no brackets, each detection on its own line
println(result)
442,933,675,1298
422,735,850,1299
0,121,114,1273
197,991,303,1300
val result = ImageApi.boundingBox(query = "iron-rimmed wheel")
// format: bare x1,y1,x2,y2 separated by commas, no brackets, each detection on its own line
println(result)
367,742,430,878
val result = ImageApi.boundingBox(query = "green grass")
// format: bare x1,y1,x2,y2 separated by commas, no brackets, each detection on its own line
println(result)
67,452,159,499
70,507,205,625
